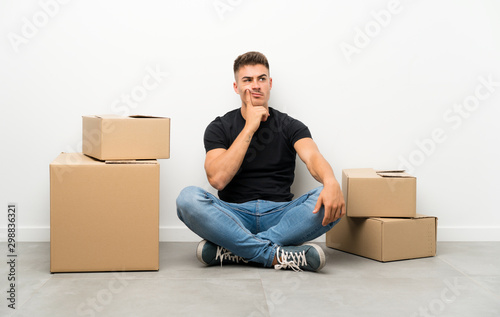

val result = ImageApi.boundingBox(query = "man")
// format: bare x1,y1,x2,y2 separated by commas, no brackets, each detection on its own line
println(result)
176,51,345,272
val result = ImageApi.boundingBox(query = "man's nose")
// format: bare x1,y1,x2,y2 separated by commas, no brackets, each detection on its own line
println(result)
251,79,260,90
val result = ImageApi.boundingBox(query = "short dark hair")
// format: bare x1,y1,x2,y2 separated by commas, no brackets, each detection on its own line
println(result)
233,51,270,75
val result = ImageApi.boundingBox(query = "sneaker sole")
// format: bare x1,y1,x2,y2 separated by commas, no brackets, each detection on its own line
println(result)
303,243,326,272
196,239,209,265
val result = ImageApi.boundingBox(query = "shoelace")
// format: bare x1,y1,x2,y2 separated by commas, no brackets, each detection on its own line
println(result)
215,246,248,267
274,247,307,272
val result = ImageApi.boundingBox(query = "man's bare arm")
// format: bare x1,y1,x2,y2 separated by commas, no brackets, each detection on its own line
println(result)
294,138,346,225
205,130,253,190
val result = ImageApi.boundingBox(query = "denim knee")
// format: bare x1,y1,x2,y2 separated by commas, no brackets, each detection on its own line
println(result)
176,186,204,221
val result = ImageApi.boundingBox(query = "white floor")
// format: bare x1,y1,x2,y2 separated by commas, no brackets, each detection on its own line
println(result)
1,242,499,317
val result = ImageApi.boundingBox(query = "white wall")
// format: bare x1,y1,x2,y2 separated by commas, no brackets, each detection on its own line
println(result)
1,0,499,242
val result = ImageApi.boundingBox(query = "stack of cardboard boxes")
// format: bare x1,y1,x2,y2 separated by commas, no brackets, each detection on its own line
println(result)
326,168,437,262
50,115,170,272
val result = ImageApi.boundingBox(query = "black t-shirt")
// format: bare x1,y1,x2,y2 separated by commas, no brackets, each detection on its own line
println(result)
204,107,312,203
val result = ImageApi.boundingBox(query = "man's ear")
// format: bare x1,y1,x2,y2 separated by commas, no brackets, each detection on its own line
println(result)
233,82,240,94
269,77,272,89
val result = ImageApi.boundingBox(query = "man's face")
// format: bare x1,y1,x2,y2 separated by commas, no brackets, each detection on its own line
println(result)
233,64,272,108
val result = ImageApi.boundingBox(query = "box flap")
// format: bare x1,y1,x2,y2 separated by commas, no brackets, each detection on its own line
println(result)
371,215,437,222
85,114,169,119
105,160,158,164
414,214,438,220
128,115,167,119
345,168,415,179
376,170,414,178
375,169,405,173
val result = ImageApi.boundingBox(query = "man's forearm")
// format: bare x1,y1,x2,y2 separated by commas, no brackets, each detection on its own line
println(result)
307,152,339,188
205,126,255,190
308,151,346,225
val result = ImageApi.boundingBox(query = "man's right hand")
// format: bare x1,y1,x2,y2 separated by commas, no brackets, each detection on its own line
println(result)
242,89,269,133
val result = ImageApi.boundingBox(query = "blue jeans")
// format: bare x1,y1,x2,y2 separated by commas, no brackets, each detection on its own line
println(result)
176,186,340,268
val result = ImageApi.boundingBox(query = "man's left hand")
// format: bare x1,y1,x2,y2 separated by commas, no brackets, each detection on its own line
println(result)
313,183,346,226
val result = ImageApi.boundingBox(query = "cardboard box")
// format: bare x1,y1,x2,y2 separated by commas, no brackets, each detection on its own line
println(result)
326,215,437,262
82,115,170,160
343,168,416,217
50,153,159,272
